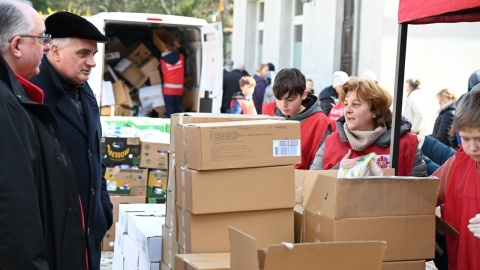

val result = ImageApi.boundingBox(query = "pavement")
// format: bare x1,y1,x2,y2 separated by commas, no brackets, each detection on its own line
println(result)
100,251,114,270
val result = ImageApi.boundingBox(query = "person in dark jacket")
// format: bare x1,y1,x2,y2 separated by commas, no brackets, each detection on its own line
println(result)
252,63,269,114
30,12,113,270
222,62,247,113
319,71,349,116
431,88,457,147
0,1,86,269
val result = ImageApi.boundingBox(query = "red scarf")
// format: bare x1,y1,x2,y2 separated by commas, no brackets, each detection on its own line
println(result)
14,74,44,104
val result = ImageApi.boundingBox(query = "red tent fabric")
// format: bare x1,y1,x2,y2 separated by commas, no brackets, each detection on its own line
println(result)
398,0,480,24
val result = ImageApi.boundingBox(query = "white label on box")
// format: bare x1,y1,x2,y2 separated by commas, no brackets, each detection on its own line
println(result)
114,58,132,73
273,140,301,157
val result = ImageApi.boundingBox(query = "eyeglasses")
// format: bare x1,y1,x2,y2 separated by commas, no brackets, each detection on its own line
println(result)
8,34,52,45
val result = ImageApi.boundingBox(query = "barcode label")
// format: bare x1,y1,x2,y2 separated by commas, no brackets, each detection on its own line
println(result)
273,140,301,157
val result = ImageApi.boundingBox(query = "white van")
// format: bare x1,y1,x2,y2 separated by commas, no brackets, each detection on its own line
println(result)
87,12,224,114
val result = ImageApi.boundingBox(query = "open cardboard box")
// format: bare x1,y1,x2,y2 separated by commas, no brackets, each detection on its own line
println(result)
229,226,387,270
174,227,387,270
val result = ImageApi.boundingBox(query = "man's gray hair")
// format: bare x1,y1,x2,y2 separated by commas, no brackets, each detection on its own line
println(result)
0,0,35,53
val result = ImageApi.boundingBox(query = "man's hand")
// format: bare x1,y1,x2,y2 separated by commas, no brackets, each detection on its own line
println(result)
468,214,480,238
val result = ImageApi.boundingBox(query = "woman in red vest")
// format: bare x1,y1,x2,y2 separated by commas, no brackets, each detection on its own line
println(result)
310,77,427,177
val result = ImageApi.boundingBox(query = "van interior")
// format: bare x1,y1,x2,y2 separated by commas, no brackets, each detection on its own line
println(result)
103,22,203,115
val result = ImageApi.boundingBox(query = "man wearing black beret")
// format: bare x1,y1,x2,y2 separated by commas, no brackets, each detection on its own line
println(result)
30,11,113,270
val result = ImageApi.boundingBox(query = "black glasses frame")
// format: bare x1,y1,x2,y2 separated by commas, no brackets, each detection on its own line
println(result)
8,34,52,44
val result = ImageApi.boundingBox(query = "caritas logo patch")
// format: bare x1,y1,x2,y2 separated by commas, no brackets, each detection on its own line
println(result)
375,154,390,169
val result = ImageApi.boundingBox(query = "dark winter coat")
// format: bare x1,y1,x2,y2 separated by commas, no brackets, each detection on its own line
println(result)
30,55,113,270
222,69,244,112
252,74,268,114
0,56,86,269
431,102,455,147
318,85,338,116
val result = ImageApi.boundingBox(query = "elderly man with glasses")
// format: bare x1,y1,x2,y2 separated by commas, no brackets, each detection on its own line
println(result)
0,1,88,269
30,11,113,270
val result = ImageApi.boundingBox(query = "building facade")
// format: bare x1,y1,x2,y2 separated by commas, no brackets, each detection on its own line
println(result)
232,0,480,131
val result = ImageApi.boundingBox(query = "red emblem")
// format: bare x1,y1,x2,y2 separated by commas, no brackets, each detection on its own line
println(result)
376,155,390,168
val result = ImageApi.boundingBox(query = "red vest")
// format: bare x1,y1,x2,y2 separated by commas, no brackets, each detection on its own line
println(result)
230,99,257,115
160,53,184,96
262,101,276,116
443,148,480,270
329,102,344,121
297,112,336,170
322,131,417,176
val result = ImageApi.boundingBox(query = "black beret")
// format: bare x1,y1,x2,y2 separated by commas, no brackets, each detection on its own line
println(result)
45,12,109,43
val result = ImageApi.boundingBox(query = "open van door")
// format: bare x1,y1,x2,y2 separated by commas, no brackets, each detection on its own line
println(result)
198,22,223,113
85,14,107,106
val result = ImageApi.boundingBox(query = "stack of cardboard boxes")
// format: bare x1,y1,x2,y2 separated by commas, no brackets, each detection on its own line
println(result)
100,116,172,254
112,203,165,269
296,170,440,270
161,113,298,269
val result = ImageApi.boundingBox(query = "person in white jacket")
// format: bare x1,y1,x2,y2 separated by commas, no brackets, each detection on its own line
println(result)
404,78,427,135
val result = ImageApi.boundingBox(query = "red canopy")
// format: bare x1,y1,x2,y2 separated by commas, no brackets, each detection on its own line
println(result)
398,0,480,24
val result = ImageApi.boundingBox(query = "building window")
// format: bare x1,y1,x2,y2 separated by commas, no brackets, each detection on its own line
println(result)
258,30,264,64
294,0,304,16
292,0,304,69
258,1,265,22
293,25,302,69
256,1,265,64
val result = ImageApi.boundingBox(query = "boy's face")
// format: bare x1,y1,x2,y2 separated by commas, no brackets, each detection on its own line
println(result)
275,91,308,117
459,127,480,162
241,84,255,97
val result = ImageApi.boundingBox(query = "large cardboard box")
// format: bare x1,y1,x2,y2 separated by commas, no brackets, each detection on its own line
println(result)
162,224,178,269
229,227,386,270
304,211,435,261
169,113,281,153
174,253,230,270
174,228,387,270
177,208,294,253
102,195,146,251
139,56,159,74
153,29,177,52
127,43,152,66
112,80,133,108
305,172,439,218
105,167,148,196
176,165,295,214
114,58,148,89
180,120,300,170
140,141,169,169
302,171,439,261
381,260,426,270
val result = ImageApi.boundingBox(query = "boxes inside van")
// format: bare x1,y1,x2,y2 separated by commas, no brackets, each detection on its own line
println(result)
87,13,223,116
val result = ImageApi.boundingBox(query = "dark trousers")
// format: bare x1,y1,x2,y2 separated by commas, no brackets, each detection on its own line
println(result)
164,95,183,117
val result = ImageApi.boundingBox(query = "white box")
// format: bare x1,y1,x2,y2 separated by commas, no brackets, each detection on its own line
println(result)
139,253,161,270
123,234,140,268
119,203,166,233
102,80,116,106
112,223,125,270
127,211,165,237
131,222,163,262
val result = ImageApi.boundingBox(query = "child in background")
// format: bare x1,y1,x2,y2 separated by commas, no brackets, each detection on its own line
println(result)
230,76,257,114
306,79,315,95
272,68,335,169
433,89,480,269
